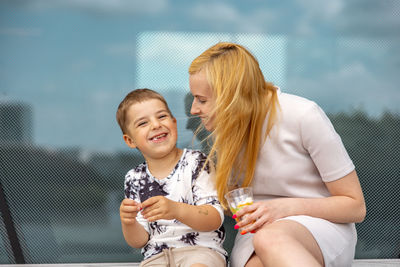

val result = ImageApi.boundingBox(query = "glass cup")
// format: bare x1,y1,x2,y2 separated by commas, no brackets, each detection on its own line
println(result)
224,187,254,222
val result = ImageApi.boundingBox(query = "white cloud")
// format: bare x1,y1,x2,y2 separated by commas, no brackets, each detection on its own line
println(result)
191,2,239,22
18,0,168,15
296,0,344,21
292,0,344,35
188,2,278,33
104,43,135,56
288,60,399,116
294,0,400,36
68,58,95,73
0,27,42,37
68,0,168,15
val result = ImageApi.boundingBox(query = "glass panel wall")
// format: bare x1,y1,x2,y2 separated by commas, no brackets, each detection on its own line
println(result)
1,0,399,263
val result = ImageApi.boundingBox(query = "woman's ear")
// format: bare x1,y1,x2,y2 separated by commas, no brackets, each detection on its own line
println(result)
123,134,137,149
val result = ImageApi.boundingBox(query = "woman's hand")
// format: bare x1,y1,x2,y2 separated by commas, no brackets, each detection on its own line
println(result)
234,198,295,234
141,196,178,222
120,198,142,225
233,171,366,235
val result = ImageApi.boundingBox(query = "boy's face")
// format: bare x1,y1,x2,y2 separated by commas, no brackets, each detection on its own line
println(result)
123,99,178,161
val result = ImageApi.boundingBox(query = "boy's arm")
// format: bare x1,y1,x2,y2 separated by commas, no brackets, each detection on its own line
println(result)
175,202,222,231
141,196,221,232
120,198,149,248
173,154,223,231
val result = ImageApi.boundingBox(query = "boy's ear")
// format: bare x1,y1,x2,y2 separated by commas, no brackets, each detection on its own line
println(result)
123,134,137,149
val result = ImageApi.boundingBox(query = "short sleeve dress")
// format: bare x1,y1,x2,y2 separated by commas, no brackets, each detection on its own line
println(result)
230,90,357,267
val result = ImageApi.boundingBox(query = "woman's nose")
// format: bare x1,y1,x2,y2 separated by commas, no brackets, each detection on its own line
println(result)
190,102,199,115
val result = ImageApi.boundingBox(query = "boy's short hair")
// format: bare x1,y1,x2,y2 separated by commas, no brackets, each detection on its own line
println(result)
116,88,173,134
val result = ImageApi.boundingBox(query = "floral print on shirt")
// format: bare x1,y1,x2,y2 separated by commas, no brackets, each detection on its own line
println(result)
124,149,227,260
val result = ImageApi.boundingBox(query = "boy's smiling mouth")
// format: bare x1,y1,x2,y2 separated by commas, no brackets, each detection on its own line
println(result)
150,133,168,141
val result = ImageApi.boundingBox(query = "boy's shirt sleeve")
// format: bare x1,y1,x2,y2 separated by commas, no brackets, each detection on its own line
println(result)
124,170,150,233
191,154,225,225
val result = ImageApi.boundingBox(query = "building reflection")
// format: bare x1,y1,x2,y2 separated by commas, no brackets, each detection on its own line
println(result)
0,100,32,144
0,100,143,263
1,97,399,262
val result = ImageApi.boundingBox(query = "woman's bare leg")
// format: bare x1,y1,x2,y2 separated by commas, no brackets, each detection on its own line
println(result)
244,253,263,267
250,220,324,267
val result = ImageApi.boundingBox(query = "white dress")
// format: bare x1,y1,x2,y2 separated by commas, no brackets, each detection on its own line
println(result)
230,90,357,267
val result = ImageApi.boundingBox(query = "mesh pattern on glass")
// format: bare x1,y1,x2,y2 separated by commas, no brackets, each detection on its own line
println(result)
1,31,400,263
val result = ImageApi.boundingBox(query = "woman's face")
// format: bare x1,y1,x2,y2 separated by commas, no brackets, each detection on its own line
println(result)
189,71,216,131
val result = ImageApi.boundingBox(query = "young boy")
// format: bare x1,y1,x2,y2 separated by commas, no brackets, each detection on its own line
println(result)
116,88,227,267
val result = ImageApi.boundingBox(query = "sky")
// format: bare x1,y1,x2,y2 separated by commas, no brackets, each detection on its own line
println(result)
0,0,399,152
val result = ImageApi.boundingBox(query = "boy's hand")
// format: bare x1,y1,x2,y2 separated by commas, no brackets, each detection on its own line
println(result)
141,196,178,222
120,198,142,225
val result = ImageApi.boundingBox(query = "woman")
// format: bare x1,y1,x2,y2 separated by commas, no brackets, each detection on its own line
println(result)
188,42,366,267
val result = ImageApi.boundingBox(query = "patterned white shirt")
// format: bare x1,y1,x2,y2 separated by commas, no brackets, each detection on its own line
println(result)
124,149,227,260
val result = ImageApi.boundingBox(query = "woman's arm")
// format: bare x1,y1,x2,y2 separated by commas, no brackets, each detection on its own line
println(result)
235,170,366,232
309,169,366,223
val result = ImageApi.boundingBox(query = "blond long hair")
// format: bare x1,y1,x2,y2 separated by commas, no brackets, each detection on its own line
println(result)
189,42,280,208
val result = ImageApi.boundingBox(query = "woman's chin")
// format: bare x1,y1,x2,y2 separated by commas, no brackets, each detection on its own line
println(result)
204,124,214,132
